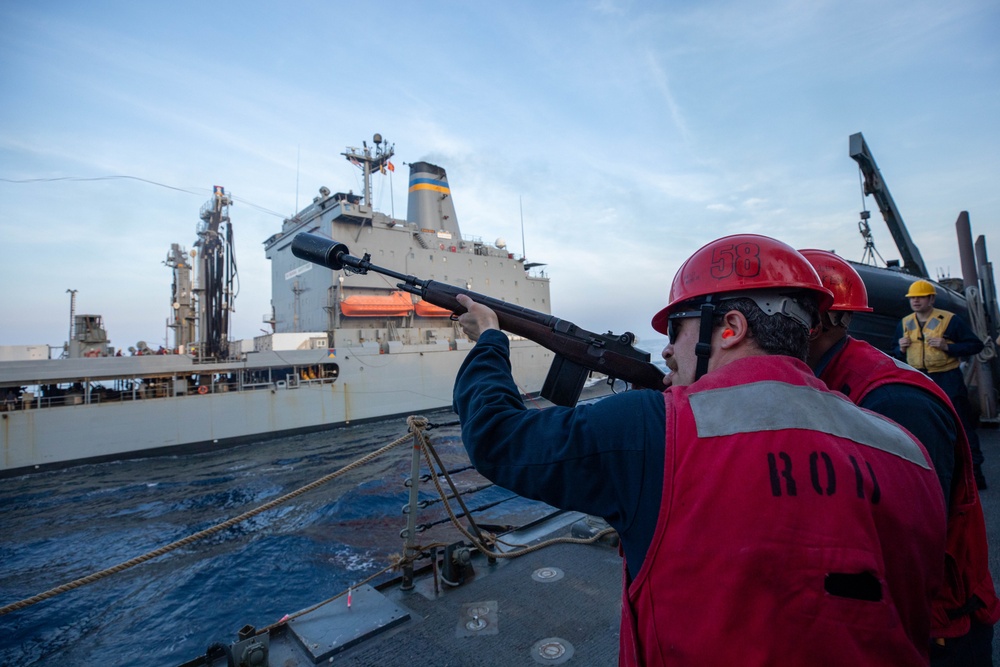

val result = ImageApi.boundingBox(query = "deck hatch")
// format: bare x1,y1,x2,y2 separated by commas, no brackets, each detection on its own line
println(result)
286,583,410,662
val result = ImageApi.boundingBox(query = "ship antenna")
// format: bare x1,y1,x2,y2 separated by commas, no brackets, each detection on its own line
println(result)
295,145,301,213
65,288,78,359
520,196,526,261
389,166,395,219
342,134,394,211
857,168,885,266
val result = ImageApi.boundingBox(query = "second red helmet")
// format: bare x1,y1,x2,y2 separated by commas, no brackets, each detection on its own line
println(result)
798,248,874,313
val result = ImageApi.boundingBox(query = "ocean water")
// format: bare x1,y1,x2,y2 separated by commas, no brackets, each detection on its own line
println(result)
0,411,550,667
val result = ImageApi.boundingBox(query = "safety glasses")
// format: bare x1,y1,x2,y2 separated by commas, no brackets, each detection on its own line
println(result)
666,310,703,342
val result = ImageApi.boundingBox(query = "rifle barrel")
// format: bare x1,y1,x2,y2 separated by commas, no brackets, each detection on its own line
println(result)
290,232,666,397
291,233,422,286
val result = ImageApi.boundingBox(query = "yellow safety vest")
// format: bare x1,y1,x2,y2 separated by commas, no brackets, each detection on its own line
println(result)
902,308,960,373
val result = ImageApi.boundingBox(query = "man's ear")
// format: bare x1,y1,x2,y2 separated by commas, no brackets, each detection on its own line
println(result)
718,310,748,349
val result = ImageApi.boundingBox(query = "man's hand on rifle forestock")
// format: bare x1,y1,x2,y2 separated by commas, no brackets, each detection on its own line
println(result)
456,294,500,342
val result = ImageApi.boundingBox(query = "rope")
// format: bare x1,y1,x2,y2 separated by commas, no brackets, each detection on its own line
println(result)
965,286,996,362
2,413,617,626
0,417,425,616
417,436,617,559
257,431,617,632
255,423,619,635
0,175,286,219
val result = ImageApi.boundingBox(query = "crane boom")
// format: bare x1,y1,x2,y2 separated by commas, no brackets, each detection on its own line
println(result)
849,132,929,278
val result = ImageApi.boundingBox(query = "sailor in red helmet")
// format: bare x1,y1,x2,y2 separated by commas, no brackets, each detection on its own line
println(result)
802,248,999,667
453,234,945,666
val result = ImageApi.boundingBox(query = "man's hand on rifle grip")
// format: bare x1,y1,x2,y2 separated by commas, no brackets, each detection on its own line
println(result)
456,294,500,342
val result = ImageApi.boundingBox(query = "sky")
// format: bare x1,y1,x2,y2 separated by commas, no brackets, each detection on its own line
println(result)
1,0,998,353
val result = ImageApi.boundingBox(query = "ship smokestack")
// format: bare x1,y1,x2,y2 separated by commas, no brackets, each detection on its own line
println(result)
407,162,462,239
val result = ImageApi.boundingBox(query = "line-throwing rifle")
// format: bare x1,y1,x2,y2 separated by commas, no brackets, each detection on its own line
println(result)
291,233,665,406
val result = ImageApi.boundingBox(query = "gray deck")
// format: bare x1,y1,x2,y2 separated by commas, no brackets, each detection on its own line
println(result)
190,426,1000,666
190,512,624,667
330,519,623,666
977,426,1000,663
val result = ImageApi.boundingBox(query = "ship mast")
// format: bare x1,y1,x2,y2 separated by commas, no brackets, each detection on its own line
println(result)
168,187,238,360
342,133,394,208
197,186,237,360
65,289,77,358
165,243,195,352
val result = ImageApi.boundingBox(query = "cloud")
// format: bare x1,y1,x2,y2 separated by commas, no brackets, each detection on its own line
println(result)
644,51,693,147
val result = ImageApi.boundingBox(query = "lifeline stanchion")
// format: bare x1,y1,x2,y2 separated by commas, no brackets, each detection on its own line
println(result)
400,419,425,591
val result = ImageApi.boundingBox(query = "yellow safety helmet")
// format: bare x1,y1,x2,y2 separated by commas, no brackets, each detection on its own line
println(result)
905,279,936,297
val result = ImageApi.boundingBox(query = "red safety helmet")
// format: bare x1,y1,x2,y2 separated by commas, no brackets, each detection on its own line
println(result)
798,248,874,313
651,234,834,334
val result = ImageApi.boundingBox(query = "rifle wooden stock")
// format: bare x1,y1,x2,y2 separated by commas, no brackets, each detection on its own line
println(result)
290,233,666,406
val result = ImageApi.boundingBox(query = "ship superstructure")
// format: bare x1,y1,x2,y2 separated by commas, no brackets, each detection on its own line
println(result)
263,135,551,355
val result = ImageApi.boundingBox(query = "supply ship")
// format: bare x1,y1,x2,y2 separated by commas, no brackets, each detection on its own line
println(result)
0,135,554,476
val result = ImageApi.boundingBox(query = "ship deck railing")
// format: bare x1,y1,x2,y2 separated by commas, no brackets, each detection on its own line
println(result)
5,372,339,411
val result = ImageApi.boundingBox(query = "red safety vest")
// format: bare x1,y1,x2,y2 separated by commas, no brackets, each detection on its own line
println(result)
620,355,945,667
821,336,1000,636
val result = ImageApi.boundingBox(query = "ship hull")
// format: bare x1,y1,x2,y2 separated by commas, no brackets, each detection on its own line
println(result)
1,340,552,476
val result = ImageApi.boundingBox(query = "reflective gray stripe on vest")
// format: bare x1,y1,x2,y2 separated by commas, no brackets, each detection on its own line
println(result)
869,347,922,375
688,381,930,468
890,356,921,373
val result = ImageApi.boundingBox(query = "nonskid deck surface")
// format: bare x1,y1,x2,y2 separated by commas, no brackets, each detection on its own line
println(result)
975,426,1000,663
190,426,1000,666
191,513,623,666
